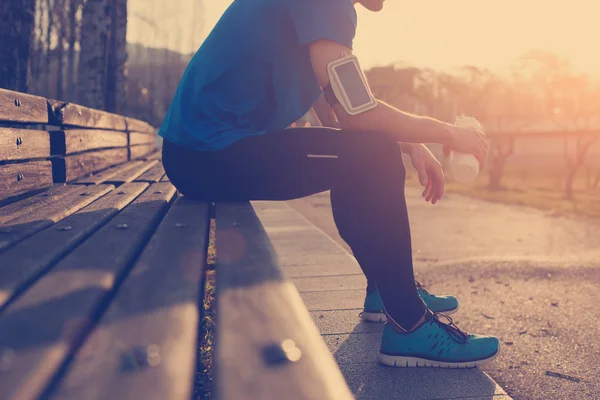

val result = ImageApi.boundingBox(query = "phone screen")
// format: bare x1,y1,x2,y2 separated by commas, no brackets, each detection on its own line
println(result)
334,61,372,108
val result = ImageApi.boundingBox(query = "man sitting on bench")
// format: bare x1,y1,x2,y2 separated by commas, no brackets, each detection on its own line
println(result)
159,0,499,368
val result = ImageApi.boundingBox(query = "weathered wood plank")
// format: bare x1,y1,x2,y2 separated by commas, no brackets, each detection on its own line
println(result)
160,173,170,182
129,132,155,146
105,160,159,186
0,183,176,400
48,99,126,130
71,161,141,185
0,184,113,252
50,129,128,155
53,196,210,400
0,184,80,226
129,144,157,160
0,182,148,309
134,163,165,183
52,148,128,182
144,150,162,161
0,161,53,202
125,117,154,134
0,128,50,161
215,203,353,400
0,89,49,124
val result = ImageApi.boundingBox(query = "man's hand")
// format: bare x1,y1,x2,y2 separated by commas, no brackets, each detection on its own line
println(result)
444,125,489,164
408,144,445,205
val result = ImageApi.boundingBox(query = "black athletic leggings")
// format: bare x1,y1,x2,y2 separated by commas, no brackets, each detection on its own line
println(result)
162,127,427,329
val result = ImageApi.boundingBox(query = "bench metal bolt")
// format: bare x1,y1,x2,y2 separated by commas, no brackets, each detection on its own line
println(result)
16,137,23,146
80,192,89,196
262,339,302,366
117,190,127,195
17,173,24,182
117,224,129,230
120,345,161,372
14,99,21,107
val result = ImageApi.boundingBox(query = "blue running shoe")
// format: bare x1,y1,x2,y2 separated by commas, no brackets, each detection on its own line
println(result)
416,281,459,315
362,289,386,322
362,282,459,323
378,311,500,368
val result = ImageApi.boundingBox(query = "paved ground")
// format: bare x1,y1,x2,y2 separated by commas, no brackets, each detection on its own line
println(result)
284,188,600,400
253,201,512,400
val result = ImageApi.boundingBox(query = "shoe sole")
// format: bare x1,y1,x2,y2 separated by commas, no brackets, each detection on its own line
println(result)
362,311,387,322
362,305,459,323
377,348,500,369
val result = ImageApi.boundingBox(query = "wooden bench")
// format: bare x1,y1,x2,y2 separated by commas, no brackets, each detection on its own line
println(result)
0,89,353,400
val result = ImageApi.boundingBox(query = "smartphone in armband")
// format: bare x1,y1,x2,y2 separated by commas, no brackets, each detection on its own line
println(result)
325,55,378,116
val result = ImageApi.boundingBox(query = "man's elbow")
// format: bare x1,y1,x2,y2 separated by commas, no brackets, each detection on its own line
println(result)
334,100,381,131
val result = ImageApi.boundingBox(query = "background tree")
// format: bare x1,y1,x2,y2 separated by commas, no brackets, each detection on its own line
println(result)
106,0,128,113
0,0,36,91
78,0,111,109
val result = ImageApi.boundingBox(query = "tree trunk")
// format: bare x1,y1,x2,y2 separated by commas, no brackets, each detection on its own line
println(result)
563,133,598,200
44,0,55,97
106,0,127,113
0,0,36,91
488,160,505,190
78,0,110,109
55,0,67,99
30,0,44,94
593,169,600,189
487,137,514,190
66,0,79,101
564,168,577,201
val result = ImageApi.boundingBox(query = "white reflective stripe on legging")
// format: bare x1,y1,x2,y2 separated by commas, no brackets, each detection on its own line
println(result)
306,154,339,159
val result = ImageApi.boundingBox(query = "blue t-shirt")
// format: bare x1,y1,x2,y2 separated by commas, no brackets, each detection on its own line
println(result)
158,0,357,151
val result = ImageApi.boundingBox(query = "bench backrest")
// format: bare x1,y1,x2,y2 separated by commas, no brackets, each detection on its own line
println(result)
0,88,157,204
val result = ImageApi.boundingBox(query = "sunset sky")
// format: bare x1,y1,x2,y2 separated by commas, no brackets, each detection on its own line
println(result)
128,0,600,76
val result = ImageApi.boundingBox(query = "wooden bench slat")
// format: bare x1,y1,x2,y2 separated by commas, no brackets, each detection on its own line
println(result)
129,132,156,146
0,89,49,124
143,150,162,161
160,173,170,182
134,162,165,183
215,203,354,400
105,160,159,185
0,185,80,226
50,129,128,155
125,117,155,134
0,128,50,161
0,182,148,310
52,148,129,183
129,144,157,160
54,196,210,400
0,161,53,202
48,100,127,130
0,184,113,252
71,161,142,185
0,183,176,400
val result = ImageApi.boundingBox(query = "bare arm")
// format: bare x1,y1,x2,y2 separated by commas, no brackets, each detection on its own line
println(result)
308,40,452,144
307,40,488,161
